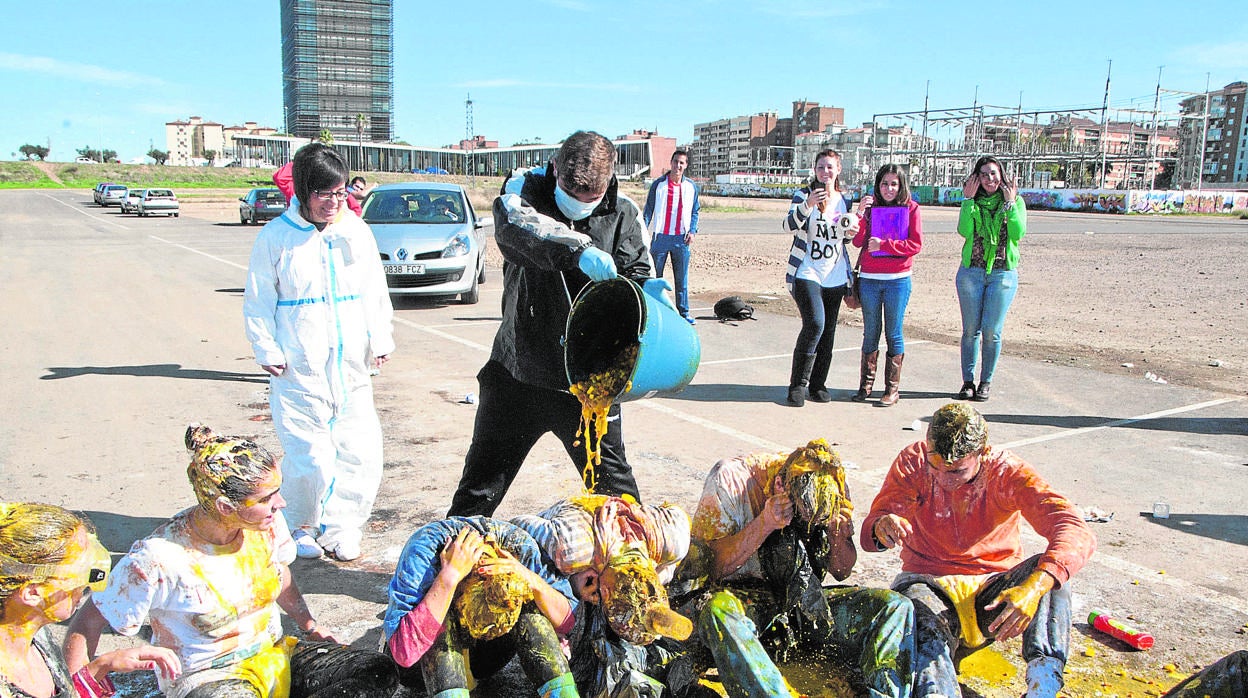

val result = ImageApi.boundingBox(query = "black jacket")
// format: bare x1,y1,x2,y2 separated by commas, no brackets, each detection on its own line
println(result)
489,166,652,390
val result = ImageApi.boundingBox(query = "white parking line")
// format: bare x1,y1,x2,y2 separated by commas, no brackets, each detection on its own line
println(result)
149,235,248,272
392,316,492,352
39,193,130,230
997,397,1243,450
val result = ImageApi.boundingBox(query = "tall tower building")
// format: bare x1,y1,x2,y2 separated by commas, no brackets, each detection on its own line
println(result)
280,0,394,142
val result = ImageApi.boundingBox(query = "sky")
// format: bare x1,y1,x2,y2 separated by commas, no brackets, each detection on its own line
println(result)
3,0,1247,163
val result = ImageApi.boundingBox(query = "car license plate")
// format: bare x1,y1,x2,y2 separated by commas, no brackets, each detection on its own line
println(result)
385,264,425,275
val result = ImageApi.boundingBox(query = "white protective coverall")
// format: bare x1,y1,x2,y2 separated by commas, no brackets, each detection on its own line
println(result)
243,205,395,551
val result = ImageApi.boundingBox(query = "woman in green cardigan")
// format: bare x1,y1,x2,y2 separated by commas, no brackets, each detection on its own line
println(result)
955,156,1027,402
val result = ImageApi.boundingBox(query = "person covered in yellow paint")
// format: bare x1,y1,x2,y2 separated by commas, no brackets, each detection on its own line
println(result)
861,404,1096,698
381,516,580,698
688,439,914,698
0,502,179,698
511,495,698,697
65,425,397,698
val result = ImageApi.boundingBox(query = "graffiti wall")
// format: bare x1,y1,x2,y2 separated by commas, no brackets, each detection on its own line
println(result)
703,181,1248,215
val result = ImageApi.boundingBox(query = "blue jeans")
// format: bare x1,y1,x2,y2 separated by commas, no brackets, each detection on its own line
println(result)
695,586,913,698
650,234,691,317
896,555,1071,698
859,276,912,355
955,266,1018,383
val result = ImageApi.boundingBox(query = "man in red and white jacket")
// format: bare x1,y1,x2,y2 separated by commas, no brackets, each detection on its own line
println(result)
643,150,700,324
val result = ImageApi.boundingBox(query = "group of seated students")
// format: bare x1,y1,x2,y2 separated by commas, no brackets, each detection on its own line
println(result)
2,405,1243,698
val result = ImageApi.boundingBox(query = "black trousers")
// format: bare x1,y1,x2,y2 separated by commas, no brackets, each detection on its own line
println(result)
182,641,397,698
447,360,640,517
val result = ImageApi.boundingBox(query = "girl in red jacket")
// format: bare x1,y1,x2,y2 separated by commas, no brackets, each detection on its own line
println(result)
851,165,923,405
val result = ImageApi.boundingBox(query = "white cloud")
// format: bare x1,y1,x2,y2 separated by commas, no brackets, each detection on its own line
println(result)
458,78,639,92
0,52,162,86
1173,41,1248,70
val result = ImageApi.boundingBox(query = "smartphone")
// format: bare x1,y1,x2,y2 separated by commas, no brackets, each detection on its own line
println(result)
810,180,826,192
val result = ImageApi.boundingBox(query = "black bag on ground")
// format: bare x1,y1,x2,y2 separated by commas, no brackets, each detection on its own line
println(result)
714,296,755,322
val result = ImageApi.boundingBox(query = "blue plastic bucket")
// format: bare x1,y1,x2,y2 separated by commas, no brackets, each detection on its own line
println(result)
565,277,701,401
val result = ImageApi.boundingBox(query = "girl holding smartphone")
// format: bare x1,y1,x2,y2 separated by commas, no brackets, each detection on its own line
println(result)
782,150,853,406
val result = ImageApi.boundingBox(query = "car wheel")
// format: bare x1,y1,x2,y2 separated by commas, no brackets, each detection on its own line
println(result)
241,211,248,224
477,260,486,284
173,213,179,218
460,276,480,305
249,211,256,225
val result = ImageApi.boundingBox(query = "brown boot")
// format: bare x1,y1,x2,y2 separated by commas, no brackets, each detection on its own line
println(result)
851,351,878,402
878,353,904,406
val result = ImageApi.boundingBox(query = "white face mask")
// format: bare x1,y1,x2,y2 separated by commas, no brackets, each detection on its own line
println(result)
555,184,602,221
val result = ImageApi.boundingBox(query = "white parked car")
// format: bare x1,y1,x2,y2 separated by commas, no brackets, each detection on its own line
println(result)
119,189,145,214
361,183,486,304
99,185,128,207
136,188,179,217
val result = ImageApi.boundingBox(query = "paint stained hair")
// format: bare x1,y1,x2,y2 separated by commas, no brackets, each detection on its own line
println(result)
873,164,912,206
185,424,278,512
0,502,88,606
812,149,844,192
929,403,988,462
556,131,615,194
292,142,350,208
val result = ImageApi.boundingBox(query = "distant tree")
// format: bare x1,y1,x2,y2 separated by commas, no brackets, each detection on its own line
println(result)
76,146,102,162
354,113,367,171
318,129,334,144
148,148,169,165
102,149,119,163
19,144,49,160
204,149,217,165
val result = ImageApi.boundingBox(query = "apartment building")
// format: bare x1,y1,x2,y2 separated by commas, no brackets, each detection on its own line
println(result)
165,117,277,166
1178,81,1248,187
689,101,846,179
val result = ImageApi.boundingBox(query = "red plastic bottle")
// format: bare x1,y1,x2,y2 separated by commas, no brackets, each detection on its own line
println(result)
1088,611,1154,650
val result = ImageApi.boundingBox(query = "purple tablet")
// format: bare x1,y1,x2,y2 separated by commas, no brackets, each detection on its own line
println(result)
869,206,909,256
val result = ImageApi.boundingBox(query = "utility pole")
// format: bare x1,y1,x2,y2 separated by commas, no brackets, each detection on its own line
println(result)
465,94,475,189
921,80,930,185
1196,73,1211,191
1150,66,1163,191
1099,59,1111,189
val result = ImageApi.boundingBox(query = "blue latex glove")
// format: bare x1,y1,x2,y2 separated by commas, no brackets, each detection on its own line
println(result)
642,278,677,311
576,247,617,282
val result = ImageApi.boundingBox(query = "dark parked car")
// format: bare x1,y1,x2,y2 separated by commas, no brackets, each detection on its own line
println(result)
239,188,288,225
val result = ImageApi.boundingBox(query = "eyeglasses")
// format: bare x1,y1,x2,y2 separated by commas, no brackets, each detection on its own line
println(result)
312,189,350,202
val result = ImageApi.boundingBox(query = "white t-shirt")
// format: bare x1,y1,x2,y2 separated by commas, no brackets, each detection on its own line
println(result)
795,195,851,288
93,508,296,688
690,456,784,582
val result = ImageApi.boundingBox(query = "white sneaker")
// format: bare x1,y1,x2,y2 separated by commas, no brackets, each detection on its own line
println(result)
292,530,323,559
326,539,361,562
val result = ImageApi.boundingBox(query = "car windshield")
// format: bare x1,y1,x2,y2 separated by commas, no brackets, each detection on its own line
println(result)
148,189,173,198
363,191,464,224
256,190,285,203
107,186,126,193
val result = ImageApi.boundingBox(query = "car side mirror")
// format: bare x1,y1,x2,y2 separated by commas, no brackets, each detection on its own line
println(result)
474,220,485,229
239,197,246,202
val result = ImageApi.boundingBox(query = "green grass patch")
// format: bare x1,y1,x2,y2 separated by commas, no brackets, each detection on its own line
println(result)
0,162,57,187
700,204,759,213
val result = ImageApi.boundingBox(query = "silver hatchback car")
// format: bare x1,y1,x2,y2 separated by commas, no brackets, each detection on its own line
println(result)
361,183,487,304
